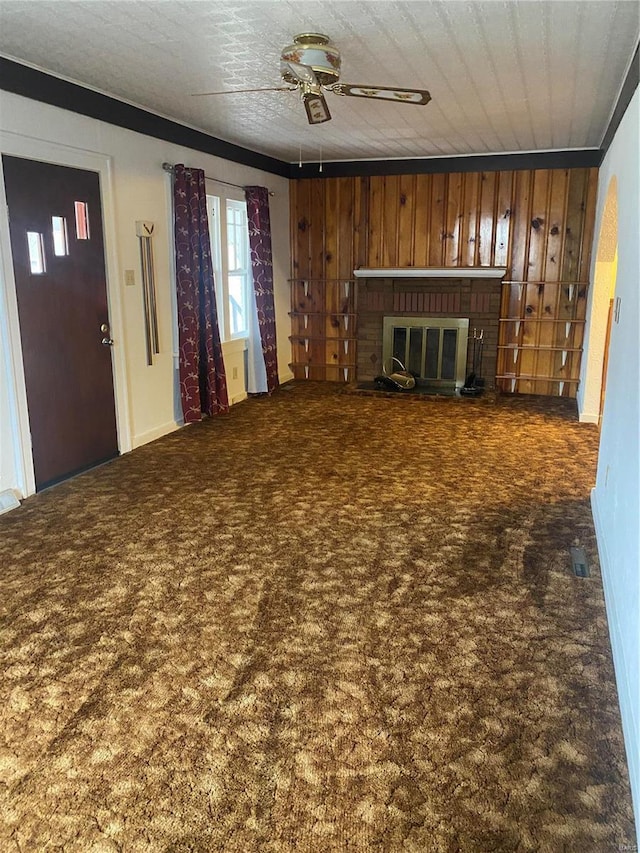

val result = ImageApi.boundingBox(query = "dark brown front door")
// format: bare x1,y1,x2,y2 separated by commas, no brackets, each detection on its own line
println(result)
3,156,118,490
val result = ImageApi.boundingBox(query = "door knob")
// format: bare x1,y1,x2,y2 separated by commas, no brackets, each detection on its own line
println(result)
100,323,113,345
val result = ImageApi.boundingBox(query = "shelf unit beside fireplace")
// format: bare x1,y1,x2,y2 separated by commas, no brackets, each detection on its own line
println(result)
289,279,357,382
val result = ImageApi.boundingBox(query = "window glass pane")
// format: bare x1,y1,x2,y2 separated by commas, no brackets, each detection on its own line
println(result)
51,216,69,256
207,195,225,335
228,274,246,336
74,201,90,240
27,231,46,274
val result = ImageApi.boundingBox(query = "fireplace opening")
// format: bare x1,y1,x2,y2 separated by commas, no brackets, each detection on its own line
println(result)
383,317,470,390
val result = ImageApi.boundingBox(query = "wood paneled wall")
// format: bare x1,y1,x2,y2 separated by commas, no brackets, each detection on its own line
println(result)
289,168,598,395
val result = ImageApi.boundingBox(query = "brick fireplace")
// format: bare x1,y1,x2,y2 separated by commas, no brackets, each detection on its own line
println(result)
355,271,504,389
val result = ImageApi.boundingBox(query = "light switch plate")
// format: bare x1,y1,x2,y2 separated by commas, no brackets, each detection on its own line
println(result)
125,269,135,286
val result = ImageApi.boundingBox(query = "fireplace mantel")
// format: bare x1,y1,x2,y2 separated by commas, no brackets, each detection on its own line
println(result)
353,267,507,279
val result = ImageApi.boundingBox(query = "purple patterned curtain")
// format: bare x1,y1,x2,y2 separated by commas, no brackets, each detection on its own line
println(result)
173,164,228,422
245,186,278,394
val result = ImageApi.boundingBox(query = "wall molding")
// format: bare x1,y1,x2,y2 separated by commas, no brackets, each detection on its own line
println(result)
0,57,289,178
600,42,639,157
293,149,602,179
1,53,632,181
132,420,180,449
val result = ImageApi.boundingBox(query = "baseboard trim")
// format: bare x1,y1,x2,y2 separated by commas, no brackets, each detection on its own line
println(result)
132,420,180,449
230,391,248,405
591,487,640,840
579,411,600,424
279,370,295,385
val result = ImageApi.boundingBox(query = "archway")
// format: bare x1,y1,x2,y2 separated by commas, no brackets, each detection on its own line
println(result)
580,177,618,424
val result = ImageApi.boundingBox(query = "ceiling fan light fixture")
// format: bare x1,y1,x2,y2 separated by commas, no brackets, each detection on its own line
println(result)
302,89,331,124
281,33,341,86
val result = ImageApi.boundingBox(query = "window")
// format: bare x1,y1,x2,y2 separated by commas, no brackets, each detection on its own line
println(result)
51,216,69,256
207,194,250,340
74,201,90,240
26,231,46,274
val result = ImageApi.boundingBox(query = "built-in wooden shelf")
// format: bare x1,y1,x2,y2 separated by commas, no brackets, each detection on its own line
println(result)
498,318,586,324
498,345,583,353
290,335,358,343
496,374,579,383
290,278,358,383
289,312,358,318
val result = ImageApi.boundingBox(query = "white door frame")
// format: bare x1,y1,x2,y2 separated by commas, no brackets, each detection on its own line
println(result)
0,130,132,497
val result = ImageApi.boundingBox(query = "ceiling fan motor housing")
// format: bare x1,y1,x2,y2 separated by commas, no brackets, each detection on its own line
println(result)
280,33,341,86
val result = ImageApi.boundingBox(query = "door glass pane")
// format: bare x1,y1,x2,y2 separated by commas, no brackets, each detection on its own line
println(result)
442,328,457,380
74,201,90,240
51,216,69,256
408,327,423,375
27,231,46,274
425,328,440,378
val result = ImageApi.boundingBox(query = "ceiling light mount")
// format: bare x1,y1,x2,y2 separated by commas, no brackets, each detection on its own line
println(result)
280,33,341,87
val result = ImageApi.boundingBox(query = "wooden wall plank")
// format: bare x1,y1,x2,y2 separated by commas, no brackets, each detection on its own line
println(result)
337,177,355,279
382,175,400,267
398,174,416,267
494,171,514,268
445,173,463,266
579,168,599,282
509,170,533,281
353,176,367,271
478,172,497,267
561,169,588,282
461,172,480,267
311,178,326,279
527,170,551,282
429,173,446,266
324,178,339,281
413,174,431,267
368,176,384,268
291,179,311,279
544,170,569,283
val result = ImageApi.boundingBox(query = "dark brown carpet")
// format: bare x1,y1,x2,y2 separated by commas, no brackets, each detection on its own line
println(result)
0,383,635,852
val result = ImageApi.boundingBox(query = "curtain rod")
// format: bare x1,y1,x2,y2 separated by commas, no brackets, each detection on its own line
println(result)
162,163,274,196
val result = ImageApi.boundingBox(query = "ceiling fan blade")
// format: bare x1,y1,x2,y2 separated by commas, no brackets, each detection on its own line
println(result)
281,61,319,87
191,87,293,96
302,90,331,124
331,83,431,105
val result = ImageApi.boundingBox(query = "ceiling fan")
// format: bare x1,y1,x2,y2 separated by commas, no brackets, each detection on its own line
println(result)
192,33,431,125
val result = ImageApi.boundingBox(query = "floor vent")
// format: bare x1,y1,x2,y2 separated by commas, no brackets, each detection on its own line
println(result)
570,546,590,578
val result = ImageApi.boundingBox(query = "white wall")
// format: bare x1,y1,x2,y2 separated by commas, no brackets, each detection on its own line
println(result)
587,89,639,839
0,90,292,498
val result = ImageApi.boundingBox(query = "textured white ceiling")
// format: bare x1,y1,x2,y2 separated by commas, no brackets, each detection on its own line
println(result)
0,1,638,164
